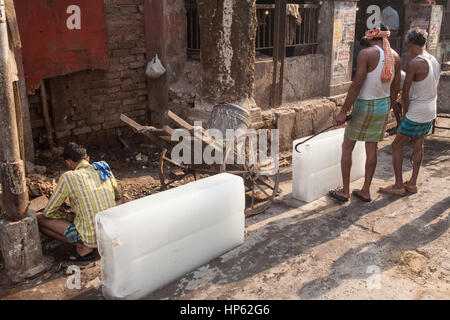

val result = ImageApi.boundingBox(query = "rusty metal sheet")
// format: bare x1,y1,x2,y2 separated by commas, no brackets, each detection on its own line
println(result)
13,0,109,93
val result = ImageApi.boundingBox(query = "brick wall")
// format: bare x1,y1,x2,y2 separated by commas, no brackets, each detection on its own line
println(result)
29,0,148,147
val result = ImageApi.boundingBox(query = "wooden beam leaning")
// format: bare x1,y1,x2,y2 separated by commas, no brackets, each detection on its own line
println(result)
120,113,174,149
39,80,55,148
165,110,223,152
120,113,144,131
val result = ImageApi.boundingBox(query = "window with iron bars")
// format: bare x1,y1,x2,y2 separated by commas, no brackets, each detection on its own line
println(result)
186,0,200,60
185,0,320,59
256,0,320,58
437,0,450,41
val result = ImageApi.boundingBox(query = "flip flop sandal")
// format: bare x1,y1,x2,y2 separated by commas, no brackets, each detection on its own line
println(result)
403,181,418,193
379,185,406,196
328,189,349,203
66,249,99,262
352,190,372,202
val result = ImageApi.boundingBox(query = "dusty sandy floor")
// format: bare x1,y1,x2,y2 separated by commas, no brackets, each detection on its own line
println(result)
1,119,449,300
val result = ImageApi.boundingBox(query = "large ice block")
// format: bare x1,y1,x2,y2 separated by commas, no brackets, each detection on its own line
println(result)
292,128,366,202
96,173,245,300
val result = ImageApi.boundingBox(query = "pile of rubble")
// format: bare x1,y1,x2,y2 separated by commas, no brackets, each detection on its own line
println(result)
27,175,56,200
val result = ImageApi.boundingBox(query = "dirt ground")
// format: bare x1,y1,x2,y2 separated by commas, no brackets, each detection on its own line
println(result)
0,118,449,300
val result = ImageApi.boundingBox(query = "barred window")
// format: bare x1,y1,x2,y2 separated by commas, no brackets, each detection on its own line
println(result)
438,0,450,41
186,0,320,59
256,0,320,58
186,0,200,59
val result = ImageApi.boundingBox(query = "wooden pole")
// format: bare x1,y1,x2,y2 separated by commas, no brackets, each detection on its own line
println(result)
5,0,35,162
271,0,286,107
13,81,25,160
39,79,55,148
0,0,28,220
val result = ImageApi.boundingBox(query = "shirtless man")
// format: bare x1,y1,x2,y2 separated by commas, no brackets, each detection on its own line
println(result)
380,28,440,196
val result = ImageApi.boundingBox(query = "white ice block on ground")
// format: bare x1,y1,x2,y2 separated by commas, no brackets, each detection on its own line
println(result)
96,173,245,300
292,128,367,202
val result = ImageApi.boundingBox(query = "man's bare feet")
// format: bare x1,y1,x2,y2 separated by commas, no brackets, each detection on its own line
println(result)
76,244,94,256
379,184,406,196
404,180,418,193
352,190,372,202
67,244,96,261
336,189,349,198
328,188,350,202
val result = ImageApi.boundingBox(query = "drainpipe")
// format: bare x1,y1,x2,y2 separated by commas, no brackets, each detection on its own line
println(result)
0,0,28,220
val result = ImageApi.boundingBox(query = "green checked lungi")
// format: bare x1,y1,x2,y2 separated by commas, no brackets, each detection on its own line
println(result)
345,97,390,142
398,117,433,138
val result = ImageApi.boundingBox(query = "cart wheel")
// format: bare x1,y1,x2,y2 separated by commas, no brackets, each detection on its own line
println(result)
159,148,197,190
221,133,280,217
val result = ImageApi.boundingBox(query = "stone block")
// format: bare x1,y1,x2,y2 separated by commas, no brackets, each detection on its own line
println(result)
328,94,347,107
438,72,450,113
29,196,49,213
0,211,50,283
275,108,296,151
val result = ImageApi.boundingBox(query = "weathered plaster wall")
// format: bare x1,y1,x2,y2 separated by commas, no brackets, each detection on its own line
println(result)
402,2,434,66
318,0,357,97
197,0,257,111
168,60,202,121
254,54,326,110
261,93,398,152
283,55,326,104
254,58,273,110
164,0,188,85
261,98,340,151
144,0,187,127
438,71,450,113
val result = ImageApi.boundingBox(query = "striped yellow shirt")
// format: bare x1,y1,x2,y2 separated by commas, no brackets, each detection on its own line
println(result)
44,160,122,246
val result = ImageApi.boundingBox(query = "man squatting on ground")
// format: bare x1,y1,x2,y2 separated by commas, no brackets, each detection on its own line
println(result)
380,28,440,196
329,25,402,203
37,142,123,261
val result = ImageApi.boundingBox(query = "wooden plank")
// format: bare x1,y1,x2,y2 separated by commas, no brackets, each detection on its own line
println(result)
13,81,24,160
39,80,55,148
166,110,193,130
120,114,177,148
165,110,210,136
167,110,225,151
120,114,144,131
162,125,174,136
5,0,21,48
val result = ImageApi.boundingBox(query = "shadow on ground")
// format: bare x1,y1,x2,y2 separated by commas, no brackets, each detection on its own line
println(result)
73,132,450,300
297,197,449,298
139,193,406,299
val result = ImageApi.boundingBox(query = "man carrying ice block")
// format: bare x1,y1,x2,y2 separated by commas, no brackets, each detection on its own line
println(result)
37,142,123,261
330,25,401,203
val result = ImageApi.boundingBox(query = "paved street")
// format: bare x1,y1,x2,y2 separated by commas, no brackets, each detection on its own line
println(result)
2,120,449,300
147,121,450,300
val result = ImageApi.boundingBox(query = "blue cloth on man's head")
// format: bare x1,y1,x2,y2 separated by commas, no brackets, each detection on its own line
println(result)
92,161,113,181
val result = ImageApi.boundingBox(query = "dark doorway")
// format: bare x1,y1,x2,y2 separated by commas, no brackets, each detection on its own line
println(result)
353,0,405,74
